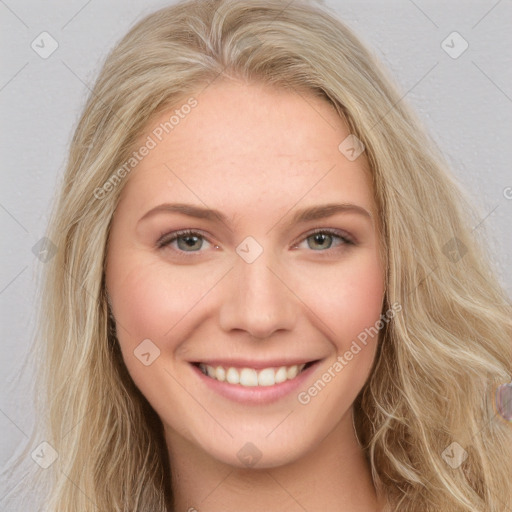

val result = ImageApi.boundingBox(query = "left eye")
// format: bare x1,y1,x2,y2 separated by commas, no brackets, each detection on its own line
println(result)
156,229,354,255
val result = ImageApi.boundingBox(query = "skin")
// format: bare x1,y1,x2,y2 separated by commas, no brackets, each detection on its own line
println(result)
106,79,387,511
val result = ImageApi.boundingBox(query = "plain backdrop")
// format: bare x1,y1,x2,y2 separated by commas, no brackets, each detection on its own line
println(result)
1,0,511,505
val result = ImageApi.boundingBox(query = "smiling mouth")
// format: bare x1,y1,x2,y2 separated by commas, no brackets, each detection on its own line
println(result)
192,361,318,387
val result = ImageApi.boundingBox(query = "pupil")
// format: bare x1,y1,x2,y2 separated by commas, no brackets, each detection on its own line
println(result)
311,233,331,250
179,235,200,250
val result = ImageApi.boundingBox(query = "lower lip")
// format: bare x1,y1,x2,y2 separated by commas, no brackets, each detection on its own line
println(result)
190,362,321,405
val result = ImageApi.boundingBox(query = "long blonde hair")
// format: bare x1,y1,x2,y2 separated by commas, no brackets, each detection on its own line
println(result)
3,0,511,510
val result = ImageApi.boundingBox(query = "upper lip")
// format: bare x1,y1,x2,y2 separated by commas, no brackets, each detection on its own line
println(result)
191,358,321,369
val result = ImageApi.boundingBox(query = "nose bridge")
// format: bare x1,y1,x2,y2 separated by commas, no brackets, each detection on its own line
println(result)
218,246,297,338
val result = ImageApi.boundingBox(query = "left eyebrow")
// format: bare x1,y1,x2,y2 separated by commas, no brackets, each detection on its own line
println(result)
286,203,373,227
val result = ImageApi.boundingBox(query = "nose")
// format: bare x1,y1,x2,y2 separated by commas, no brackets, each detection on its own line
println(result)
218,249,298,339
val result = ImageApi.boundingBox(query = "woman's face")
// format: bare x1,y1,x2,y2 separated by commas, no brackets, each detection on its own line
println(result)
106,80,385,468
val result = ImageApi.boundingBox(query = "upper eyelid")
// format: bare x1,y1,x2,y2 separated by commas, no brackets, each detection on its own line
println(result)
156,228,210,247
157,227,354,250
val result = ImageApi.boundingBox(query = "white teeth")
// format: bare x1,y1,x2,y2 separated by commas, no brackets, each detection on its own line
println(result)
287,365,299,379
258,368,275,386
198,363,308,386
239,368,258,387
226,367,240,384
215,366,226,382
274,366,288,384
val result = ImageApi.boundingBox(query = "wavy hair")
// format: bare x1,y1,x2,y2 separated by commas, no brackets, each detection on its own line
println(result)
3,0,511,510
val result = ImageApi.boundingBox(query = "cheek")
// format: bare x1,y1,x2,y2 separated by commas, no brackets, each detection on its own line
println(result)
106,256,209,404
338,256,385,345
106,252,221,354
333,254,385,387
295,249,385,349
110,264,178,337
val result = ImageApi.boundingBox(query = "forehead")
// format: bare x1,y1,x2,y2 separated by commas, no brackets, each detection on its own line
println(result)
118,80,376,218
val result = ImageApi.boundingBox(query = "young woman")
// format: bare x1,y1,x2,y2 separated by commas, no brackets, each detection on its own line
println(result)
5,0,511,510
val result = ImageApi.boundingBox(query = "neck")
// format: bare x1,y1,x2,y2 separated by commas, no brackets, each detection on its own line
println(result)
165,412,386,512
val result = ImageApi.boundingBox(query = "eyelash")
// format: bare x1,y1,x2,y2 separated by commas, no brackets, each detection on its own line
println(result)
156,228,355,258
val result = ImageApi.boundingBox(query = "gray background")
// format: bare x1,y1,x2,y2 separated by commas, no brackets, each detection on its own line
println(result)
1,0,511,500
